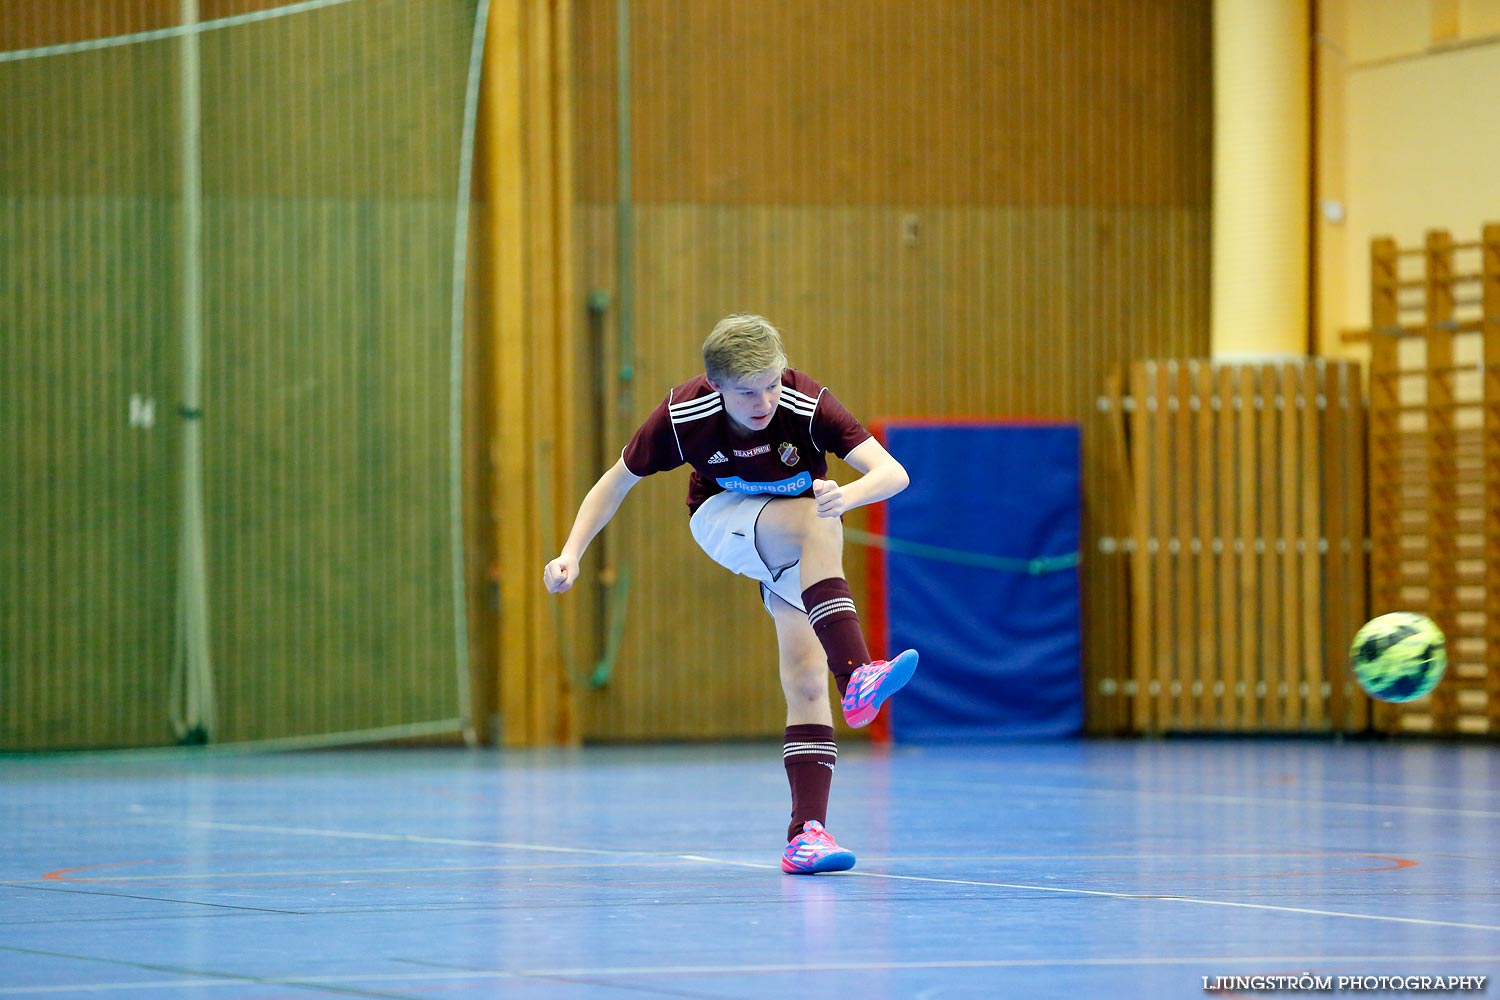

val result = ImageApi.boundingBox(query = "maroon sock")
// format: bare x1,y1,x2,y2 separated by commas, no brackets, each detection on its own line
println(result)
801,577,870,695
784,724,837,842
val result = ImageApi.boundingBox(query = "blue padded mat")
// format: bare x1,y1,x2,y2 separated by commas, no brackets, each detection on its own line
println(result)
878,422,1082,741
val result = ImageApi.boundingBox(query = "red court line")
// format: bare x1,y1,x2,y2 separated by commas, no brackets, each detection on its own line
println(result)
864,422,892,744
43,854,289,883
1093,850,1418,882
45,858,190,882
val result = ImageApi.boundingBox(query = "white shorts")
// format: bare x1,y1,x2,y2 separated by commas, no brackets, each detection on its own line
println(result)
688,490,805,614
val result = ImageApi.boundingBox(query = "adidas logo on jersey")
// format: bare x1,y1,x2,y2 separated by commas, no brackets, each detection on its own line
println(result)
707,451,729,464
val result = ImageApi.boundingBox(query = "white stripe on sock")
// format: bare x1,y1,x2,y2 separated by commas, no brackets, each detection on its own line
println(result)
783,744,838,759
807,597,856,627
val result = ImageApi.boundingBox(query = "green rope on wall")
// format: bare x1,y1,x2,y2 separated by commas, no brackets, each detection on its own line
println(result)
843,527,1079,575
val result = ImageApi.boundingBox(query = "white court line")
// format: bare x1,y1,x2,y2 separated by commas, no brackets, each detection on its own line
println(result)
128,818,663,858
16,861,700,883
9,850,1408,885
1,954,1498,995
681,855,1500,934
944,754,1500,803
899,776,1500,821
125,818,1500,934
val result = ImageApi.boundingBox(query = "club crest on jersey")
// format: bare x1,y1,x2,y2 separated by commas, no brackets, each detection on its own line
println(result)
778,442,800,466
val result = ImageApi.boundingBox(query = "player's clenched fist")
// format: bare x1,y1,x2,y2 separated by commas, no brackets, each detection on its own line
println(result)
543,556,577,593
812,478,848,518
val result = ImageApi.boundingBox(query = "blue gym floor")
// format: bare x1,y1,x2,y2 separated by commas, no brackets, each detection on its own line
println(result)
2,739,1498,998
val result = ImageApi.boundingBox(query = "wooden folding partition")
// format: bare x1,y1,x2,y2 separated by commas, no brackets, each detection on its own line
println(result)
1365,225,1500,736
1102,359,1369,734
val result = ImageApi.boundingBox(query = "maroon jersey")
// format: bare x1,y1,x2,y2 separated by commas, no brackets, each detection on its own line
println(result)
622,369,871,515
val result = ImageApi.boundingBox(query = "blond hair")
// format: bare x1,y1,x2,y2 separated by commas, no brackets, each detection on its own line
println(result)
702,314,788,385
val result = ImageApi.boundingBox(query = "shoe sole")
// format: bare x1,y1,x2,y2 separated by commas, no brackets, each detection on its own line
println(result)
782,849,856,874
842,649,919,728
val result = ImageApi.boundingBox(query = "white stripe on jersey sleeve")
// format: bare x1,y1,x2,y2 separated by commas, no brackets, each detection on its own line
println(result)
667,387,685,462
778,396,816,416
780,385,820,409
776,385,827,447
670,396,723,423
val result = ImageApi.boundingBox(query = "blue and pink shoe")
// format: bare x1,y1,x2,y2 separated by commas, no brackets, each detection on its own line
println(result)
840,649,919,728
781,820,856,874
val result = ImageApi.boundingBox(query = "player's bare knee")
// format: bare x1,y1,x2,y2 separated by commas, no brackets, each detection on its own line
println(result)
807,508,843,545
780,659,827,705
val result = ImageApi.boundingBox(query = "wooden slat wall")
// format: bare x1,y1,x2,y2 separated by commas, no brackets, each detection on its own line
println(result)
576,1,1210,208
0,1,176,49
1487,225,1500,738
0,1,311,51
1109,360,1369,735
201,198,463,741
1,2,463,201
2,21,183,748
0,200,181,749
1366,226,1500,736
566,1,1213,741
2,1,480,748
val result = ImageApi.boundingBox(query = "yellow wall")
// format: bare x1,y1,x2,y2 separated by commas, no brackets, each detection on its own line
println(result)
1317,0,1500,355
1212,0,1310,359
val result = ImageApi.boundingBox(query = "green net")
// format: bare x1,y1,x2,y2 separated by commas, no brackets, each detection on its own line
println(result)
1,0,482,750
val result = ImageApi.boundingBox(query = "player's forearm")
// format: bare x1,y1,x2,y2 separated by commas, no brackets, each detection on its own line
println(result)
559,491,620,563
560,462,637,562
842,460,909,510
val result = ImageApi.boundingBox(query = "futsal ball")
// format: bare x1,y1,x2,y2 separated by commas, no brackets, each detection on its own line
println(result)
1349,612,1447,703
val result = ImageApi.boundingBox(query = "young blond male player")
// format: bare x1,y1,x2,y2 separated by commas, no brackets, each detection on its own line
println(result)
542,314,919,874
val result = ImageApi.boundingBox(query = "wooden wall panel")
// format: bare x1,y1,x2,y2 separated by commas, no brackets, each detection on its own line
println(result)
3,0,480,748
201,2,469,198
1365,226,1500,737
0,1,176,49
574,0,1210,207
570,207,1209,741
202,199,462,741
1116,360,1369,735
0,36,180,197
0,197,181,749
1,1,466,198
0,1,362,50
564,0,1212,742
3,8,180,749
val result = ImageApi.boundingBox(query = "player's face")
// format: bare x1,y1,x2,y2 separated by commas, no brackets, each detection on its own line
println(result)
714,368,783,434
